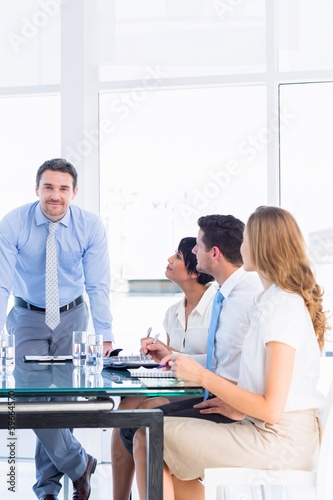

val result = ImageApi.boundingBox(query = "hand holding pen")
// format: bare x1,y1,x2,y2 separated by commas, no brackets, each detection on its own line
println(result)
146,328,159,344
140,333,161,353
157,361,170,369
158,353,173,371
159,353,204,383
140,327,154,354
140,331,171,360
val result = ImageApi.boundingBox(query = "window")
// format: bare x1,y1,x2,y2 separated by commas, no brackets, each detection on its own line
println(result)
0,95,60,214
280,81,333,345
100,85,267,284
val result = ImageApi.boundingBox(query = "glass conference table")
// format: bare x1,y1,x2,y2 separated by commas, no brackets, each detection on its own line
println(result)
0,358,203,500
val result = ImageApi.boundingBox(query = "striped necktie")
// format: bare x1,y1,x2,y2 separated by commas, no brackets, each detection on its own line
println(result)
204,289,224,400
45,222,60,330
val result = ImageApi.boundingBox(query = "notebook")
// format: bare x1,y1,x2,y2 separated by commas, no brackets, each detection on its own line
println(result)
103,355,159,369
128,366,175,378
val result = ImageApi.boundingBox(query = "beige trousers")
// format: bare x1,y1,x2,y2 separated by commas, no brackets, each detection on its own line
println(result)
163,409,320,481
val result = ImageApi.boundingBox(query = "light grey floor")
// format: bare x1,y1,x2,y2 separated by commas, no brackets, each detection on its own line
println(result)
0,455,137,500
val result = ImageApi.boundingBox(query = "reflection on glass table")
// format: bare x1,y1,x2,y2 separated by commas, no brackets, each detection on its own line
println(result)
0,357,203,398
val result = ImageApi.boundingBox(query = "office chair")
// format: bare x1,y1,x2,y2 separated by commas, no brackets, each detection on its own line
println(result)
204,378,333,500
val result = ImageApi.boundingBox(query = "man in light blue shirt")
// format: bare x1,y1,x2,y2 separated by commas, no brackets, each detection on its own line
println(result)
0,158,114,500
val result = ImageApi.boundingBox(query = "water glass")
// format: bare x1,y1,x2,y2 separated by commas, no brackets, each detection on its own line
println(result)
72,367,86,388
72,331,87,367
0,333,15,374
86,334,103,373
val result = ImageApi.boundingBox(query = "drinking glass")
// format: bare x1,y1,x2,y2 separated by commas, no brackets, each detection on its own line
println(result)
72,331,87,367
86,334,103,373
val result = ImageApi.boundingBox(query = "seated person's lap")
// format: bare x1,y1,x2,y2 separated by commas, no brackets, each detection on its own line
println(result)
120,396,235,455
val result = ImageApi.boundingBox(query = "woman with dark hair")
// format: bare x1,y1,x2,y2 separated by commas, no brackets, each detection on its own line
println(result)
111,236,215,500
161,236,215,366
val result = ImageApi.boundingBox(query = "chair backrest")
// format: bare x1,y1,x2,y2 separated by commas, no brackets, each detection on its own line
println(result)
319,372,333,430
316,376,333,499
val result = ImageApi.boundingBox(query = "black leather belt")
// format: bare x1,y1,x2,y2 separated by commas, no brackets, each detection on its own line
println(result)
14,295,84,313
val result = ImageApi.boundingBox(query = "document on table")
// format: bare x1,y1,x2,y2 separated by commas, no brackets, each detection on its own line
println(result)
128,366,175,378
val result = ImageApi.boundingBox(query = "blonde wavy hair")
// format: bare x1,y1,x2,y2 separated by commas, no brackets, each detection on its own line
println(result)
246,206,328,350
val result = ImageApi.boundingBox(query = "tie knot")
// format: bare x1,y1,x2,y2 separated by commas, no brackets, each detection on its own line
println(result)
48,222,59,235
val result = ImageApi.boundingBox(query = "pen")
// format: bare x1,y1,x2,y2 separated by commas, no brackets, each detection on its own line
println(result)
157,362,169,369
152,333,160,344
146,327,152,337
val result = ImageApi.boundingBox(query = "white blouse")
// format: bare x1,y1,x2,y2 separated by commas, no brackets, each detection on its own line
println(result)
237,284,325,411
163,283,217,367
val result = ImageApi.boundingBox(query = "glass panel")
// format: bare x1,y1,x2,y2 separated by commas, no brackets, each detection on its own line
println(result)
278,0,333,72
280,81,333,348
97,0,266,81
0,0,60,87
100,85,266,286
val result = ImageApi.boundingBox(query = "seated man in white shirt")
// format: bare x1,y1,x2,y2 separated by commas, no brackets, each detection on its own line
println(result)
119,214,262,495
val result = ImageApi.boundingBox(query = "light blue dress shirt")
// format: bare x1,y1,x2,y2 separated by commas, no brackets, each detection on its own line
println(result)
0,201,113,341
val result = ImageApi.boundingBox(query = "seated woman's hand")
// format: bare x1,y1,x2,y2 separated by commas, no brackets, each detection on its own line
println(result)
164,353,204,383
140,337,171,361
193,396,245,421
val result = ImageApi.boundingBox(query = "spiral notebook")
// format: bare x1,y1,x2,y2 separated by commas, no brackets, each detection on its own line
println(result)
128,366,175,378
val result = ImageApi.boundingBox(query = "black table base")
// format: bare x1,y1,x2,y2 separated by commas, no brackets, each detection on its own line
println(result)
0,400,164,500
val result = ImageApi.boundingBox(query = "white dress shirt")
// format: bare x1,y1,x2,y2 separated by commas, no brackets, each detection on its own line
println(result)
163,283,217,366
214,267,263,382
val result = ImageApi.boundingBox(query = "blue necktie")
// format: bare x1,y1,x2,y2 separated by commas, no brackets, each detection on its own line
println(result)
204,289,224,400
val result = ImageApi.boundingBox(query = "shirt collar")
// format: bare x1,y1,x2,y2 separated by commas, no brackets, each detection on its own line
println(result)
220,266,247,299
195,282,219,315
35,202,70,227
